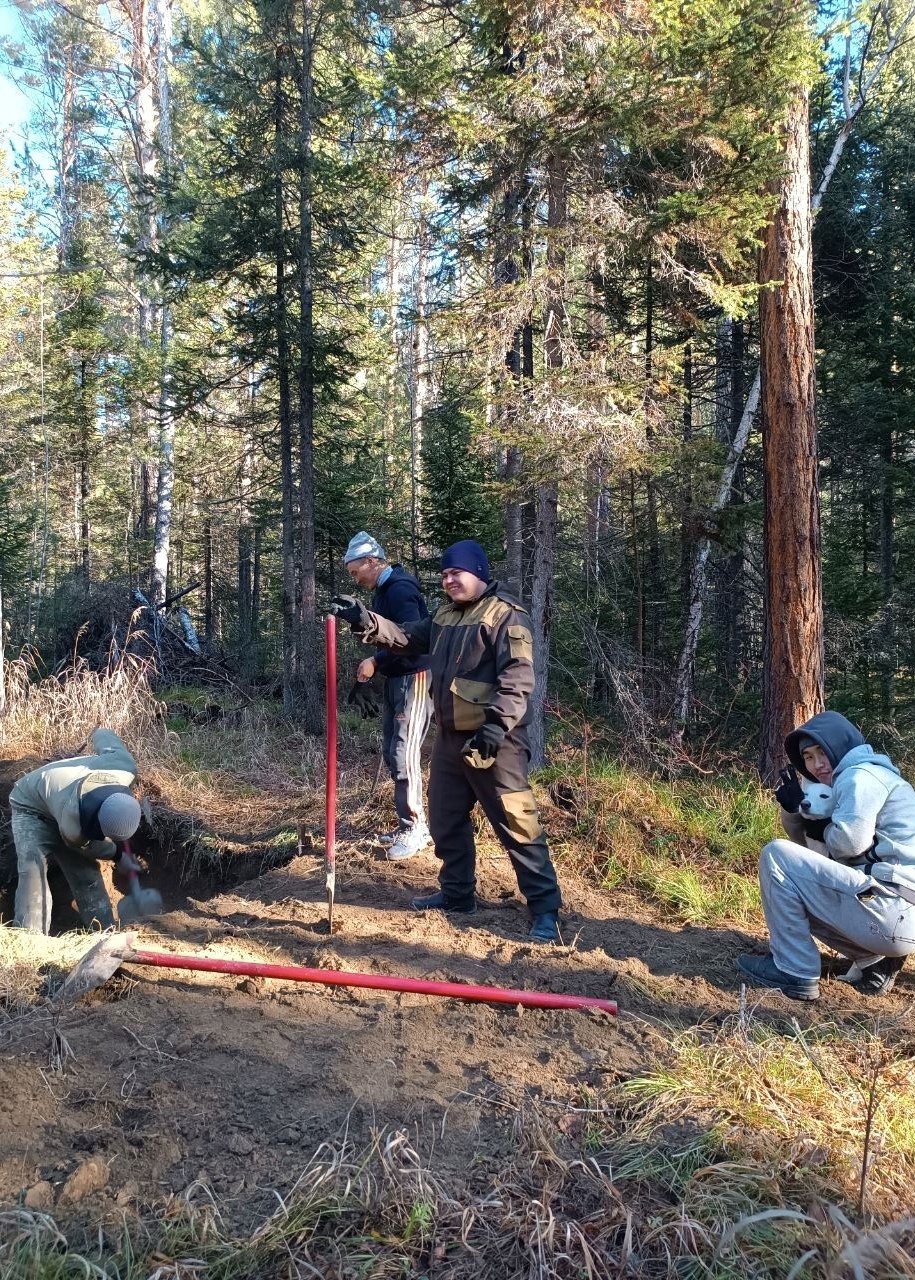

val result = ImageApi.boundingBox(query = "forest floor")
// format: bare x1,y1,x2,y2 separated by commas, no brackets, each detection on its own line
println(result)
1,687,914,1278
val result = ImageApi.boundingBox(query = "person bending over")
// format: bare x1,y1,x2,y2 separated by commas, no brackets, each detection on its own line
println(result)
9,728,142,933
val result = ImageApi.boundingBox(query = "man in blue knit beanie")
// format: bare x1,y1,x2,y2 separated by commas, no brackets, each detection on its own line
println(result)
332,538,562,942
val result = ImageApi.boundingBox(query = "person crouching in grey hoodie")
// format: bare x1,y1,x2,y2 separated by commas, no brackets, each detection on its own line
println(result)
738,711,915,1000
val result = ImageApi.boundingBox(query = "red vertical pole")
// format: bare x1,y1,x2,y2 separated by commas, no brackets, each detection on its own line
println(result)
324,613,337,930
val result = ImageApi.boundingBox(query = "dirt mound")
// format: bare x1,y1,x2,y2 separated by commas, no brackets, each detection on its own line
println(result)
2,814,912,1234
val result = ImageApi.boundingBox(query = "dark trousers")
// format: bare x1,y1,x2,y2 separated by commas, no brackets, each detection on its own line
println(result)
427,729,561,913
11,809,114,933
382,671,433,830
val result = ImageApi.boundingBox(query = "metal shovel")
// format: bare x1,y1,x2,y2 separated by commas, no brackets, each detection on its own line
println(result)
116,843,163,925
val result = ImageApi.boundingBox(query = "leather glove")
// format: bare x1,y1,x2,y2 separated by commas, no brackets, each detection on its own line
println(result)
329,595,371,633
774,766,804,814
347,681,379,719
801,817,830,841
462,722,505,765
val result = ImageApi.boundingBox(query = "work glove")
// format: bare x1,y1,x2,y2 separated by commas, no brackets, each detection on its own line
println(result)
774,766,804,814
801,817,830,841
347,681,379,719
462,722,505,768
329,595,371,633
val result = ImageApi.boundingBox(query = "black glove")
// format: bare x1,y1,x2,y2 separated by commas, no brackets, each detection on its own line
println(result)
774,766,804,814
329,595,371,632
347,681,379,719
801,817,830,841
462,722,505,762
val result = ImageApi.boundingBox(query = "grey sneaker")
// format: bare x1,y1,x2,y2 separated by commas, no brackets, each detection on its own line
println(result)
737,952,819,1001
386,824,431,861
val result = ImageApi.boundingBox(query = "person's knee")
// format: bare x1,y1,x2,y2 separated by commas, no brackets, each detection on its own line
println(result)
759,837,809,878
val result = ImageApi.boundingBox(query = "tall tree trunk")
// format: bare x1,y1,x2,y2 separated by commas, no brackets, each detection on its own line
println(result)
275,56,298,714
671,3,915,730
148,0,174,605
202,514,213,642
57,48,77,265
238,408,254,668
679,340,693,620
384,193,402,512
528,154,566,768
643,254,660,663
78,359,91,579
151,306,175,603
496,165,528,591
252,524,262,648
410,185,430,572
879,429,895,720
0,582,5,716
121,0,160,545
296,0,321,733
759,87,823,780
714,318,746,679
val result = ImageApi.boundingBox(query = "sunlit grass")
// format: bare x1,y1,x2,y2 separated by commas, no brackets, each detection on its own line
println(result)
540,753,774,924
615,1020,915,1221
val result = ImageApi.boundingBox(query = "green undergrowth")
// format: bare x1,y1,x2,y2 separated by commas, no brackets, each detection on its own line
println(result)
538,754,775,925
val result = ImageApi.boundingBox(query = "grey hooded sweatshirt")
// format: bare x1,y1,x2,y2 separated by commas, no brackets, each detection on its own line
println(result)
784,711,915,893
9,727,137,858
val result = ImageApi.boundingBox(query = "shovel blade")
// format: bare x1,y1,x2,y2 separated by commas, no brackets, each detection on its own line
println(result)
56,934,134,1004
118,886,164,924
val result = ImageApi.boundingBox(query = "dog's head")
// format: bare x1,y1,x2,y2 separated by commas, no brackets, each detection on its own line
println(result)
800,779,835,818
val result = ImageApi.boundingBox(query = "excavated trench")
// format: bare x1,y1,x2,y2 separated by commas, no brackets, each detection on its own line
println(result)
139,821,302,908
0,755,306,930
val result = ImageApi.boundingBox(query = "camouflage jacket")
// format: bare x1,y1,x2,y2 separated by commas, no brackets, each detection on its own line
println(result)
361,580,535,735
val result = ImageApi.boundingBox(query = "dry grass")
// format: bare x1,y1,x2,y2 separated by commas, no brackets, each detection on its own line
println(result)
0,656,322,857
0,928,91,1022
1,1101,914,1279
611,1015,915,1223
0,652,161,761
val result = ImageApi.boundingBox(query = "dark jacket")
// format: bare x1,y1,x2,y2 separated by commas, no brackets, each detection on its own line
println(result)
371,565,430,677
362,580,534,735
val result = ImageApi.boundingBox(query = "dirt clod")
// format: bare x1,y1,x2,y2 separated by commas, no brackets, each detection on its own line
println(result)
57,1157,109,1205
23,1180,54,1208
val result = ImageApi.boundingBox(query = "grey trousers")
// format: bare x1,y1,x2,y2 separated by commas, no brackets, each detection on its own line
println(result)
759,839,915,979
11,809,114,933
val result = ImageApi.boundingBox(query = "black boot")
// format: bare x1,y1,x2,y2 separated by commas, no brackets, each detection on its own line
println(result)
851,956,905,996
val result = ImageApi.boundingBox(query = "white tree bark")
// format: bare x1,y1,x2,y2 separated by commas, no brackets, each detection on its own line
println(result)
148,0,174,604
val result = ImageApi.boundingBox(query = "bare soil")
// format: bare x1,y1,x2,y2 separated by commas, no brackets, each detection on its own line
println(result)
1,755,912,1234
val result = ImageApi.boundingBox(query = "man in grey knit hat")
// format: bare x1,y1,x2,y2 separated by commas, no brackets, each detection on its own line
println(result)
8,728,142,932
342,532,433,859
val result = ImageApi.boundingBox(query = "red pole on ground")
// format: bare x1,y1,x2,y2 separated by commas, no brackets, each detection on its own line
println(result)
127,947,618,1014
325,614,337,931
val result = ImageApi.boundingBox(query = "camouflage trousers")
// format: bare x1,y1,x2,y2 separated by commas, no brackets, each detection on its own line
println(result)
10,809,114,934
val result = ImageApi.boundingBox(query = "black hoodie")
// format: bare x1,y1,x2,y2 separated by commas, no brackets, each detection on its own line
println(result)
370,565,430,677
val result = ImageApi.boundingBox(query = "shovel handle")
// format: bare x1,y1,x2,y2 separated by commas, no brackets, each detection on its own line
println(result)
325,615,337,907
